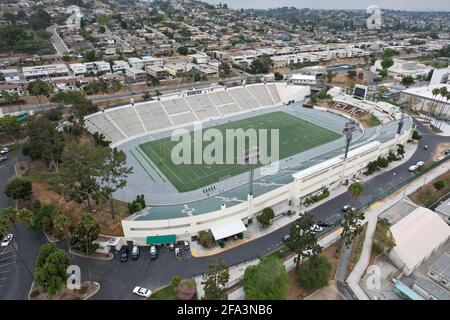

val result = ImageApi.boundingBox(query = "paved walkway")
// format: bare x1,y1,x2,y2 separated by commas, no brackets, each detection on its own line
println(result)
346,158,450,300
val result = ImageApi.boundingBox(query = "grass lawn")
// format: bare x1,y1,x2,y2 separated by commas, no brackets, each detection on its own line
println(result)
139,112,341,192
149,284,177,300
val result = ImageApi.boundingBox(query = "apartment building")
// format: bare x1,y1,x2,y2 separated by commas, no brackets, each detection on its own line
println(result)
22,64,70,81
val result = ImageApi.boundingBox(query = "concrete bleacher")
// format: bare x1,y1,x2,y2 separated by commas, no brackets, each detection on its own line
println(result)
107,107,145,137
170,111,197,125
135,101,172,132
267,84,281,104
85,113,125,143
185,94,220,120
161,98,191,115
228,87,259,110
83,83,302,146
247,84,274,106
207,90,234,106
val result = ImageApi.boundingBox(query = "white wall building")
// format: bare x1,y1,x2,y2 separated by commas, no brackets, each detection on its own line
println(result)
69,63,87,76
290,74,317,85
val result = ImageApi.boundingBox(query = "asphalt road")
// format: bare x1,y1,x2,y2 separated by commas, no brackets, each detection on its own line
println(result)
1,121,449,300
47,25,70,55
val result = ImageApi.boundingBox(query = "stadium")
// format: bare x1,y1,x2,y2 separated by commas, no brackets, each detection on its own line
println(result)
84,82,413,245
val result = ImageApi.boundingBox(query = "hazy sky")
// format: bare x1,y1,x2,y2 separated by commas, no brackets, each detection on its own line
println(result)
204,0,450,11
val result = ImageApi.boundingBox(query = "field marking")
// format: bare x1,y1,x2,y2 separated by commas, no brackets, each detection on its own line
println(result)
129,149,156,183
138,111,342,192
135,147,167,182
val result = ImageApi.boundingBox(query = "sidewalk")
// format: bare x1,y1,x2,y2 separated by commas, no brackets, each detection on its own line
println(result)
190,142,417,257
346,158,450,300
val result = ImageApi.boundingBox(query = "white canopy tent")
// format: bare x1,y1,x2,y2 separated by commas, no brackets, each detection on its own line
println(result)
210,219,247,240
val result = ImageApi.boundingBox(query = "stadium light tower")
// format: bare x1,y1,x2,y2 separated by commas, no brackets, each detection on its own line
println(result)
343,120,357,159
246,146,259,197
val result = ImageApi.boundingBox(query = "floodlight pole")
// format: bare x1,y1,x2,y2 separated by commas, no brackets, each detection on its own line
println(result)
341,121,356,185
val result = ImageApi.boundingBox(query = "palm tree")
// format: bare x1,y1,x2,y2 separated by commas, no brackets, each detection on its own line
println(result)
52,212,69,240
0,216,11,237
436,87,449,129
2,207,18,233
429,88,441,122
17,208,34,227
348,182,364,198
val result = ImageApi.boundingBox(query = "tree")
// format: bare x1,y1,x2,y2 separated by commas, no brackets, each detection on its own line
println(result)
177,46,188,55
22,117,64,170
0,215,10,237
434,180,446,190
373,218,395,254
27,80,51,107
379,69,388,78
95,148,132,219
348,182,364,198
243,257,288,300
256,207,274,229
218,62,231,78
341,208,365,248
57,143,104,211
52,212,69,239
296,255,331,290
366,161,379,175
381,57,394,70
34,243,71,295
347,70,357,79
274,72,284,81
0,115,21,142
69,213,100,255
83,50,96,62
201,259,229,300
397,144,405,159
5,177,33,204
18,208,34,227
401,75,414,86
2,207,17,232
412,130,421,140
250,55,273,74
326,70,335,82
30,9,52,30
287,213,322,269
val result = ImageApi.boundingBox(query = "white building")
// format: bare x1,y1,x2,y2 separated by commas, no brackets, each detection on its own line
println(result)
0,68,20,83
189,53,209,64
84,61,111,74
22,64,70,81
112,60,129,74
389,207,450,276
430,67,450,86
69,63,87,76
128,56,163,70
125,67,146,82
145,65,166,79
373,59,432,79
290,74,317,85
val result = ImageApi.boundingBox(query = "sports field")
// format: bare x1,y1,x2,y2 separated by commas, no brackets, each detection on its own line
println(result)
139,112,341,192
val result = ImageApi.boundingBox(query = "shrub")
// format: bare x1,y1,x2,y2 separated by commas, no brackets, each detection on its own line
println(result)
434,180,446,190
296,255,331,290
177,280,196,300
198,230,215,248
372,242,384,255
376,156,389,168
412,130,422,140
257,207,275,228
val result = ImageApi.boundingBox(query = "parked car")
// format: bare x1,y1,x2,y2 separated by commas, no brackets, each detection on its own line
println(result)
132,286,152,298
342,205,354,212
416,161,425,167
317,221,330,228
423,145,429,150
131,245,140,260
120,246,129,262
1,234,13,247
0,147,9,154
310,224,324,233
282,234,290,242
0,156,7,164
408,165,418,172
149,245,157,260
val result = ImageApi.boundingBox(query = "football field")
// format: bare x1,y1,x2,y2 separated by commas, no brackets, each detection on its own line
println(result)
139,112,341,192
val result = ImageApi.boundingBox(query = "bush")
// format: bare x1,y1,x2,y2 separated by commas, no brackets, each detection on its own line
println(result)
197,230,215,248
376,156,389,168
177,280,196,300
296,255,331,290
372,242,384,255
434,180,446,190
256,207,275,228
412,130,421,140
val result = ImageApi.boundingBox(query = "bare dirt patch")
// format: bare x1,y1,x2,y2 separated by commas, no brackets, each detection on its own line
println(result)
409,170,450,207
433,143,450,161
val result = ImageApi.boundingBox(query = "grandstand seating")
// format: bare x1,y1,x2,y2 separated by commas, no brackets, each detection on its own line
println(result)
84,84,287,145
